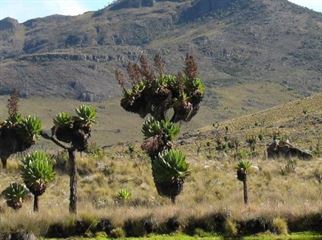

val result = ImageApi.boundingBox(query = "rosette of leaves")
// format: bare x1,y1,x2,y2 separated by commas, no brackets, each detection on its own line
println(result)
53,112,74,143
142,117,180,141
115,189,131,204
150,75,175,103
172,91,194,122
236,160,252,181
19,116,42,139
54,112,73,127
51,105,96,151
152,149,189,203
185,77,205,102
20,151,55,211
141,117,180,156
1,115,41,143
3,113,23,127
75,105,97,126
2,183,29,210
120,81,148,117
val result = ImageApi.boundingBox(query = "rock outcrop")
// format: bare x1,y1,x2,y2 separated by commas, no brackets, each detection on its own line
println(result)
267,140,313,160
0,17,19,31
180,0,246,22
110,0,155,10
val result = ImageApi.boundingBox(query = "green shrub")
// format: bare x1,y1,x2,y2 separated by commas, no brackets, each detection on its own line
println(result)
20,151,55,187
20,151,55,211
115,189,131,203
1,182,29,210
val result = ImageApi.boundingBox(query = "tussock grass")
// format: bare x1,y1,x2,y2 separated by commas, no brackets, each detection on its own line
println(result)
0,146,321,237
0,95,321,238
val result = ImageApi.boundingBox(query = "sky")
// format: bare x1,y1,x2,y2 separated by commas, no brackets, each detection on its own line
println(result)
0,0,321,23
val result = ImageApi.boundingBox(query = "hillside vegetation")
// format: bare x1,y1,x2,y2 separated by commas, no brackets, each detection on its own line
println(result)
0,94,321,238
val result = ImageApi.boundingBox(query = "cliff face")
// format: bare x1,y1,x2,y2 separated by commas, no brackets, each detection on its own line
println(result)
110,0,155,10
0,0,321,107
180,0,241,22
0,17,20,31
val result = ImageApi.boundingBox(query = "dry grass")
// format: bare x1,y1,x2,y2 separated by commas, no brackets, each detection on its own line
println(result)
0,144,321,236
0,95,321,237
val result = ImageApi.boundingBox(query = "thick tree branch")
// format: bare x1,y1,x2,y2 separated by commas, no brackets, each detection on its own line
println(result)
40,131,70,150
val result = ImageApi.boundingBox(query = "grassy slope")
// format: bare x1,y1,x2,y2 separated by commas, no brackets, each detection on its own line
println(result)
0,82,301,147
199,92,322,150
0,94,321,237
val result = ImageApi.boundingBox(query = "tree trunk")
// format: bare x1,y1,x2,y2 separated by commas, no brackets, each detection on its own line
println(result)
68,149,77,214
243,175,248,205
33,195,39,212
171,196,176,204
1,157,7,169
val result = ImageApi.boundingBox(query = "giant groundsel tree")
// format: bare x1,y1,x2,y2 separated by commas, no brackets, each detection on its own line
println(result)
116,54,205,203
0,89,42,169
236,160,253,205
41,105,96,213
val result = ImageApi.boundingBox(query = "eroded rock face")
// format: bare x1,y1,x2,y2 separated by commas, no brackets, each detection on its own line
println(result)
110,0,186,10
0,17,19,31
267,140,313,160
110,0,155,10
180,0,248,22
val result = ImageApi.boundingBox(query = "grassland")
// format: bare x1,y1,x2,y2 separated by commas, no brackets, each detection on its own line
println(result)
0,82,302,147
0,94,321,238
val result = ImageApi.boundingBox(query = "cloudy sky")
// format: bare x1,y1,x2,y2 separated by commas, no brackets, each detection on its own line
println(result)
0,0,321,23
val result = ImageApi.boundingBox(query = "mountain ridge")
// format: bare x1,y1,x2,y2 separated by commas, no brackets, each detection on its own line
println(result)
0,0,321,119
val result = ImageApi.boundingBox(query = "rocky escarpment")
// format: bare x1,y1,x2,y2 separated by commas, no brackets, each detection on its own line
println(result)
109,0,185,10
180,0,251,22
110,0,155,10
18,53,115,63
0,17,19,31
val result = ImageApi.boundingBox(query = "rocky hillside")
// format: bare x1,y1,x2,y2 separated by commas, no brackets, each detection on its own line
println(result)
0,0,321,115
